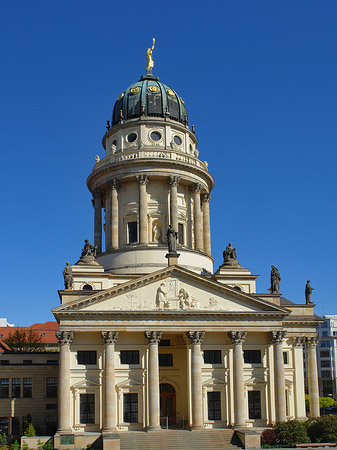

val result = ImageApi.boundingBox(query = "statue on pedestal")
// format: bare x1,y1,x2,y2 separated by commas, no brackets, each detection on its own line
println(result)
221,242,241,267
76,239,98,265
305,280,314,304
166,225,178,254
63,262,72,290
270,265,281,293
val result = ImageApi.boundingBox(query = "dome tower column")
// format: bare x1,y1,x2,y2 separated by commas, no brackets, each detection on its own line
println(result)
137,175,148,245
201,193,211,255
106,179,119,250
168,176,180,234
192,184,203,251
93,189,103,254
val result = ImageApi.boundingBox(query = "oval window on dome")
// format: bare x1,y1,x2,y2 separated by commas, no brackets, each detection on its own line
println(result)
127,133,137,143
167,89,175,97
149,85,159,93
150,131,161,141
174,135,182,146
131,87,140,94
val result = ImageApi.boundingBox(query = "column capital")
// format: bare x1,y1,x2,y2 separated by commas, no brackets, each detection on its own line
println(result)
145,331,162,344
108,178,119,190
191,183,202,193
306,337,318,348
293,336,306,348
137,174,148,186
168,175,180,187
93,188,104,199
228,331,247,344
270,330,287,344
101,331,119,344
201,193,211,203
186,331,205,344
56,331,73,345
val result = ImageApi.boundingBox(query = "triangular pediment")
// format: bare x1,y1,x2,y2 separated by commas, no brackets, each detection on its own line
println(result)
53,266,288,316
71,379,99,390
203,376,226,387
117,378,143,388
245,376,266,385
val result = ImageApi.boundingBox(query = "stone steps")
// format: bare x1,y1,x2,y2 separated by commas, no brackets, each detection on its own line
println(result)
119,429,243,450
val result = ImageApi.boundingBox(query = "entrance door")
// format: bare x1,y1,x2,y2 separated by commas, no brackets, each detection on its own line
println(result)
160,383,176,426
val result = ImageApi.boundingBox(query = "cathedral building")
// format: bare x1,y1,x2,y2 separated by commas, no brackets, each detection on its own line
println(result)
52,46,320,448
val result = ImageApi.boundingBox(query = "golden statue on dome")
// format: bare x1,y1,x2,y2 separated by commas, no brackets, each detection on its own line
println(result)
146,38,155,74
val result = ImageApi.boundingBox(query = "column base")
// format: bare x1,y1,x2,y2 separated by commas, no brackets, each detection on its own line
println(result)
56,428,72,434
190,425,204,430
146,426,162,432
102,428,117,434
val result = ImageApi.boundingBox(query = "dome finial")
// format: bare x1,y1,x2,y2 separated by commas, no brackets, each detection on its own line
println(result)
146,38,155,74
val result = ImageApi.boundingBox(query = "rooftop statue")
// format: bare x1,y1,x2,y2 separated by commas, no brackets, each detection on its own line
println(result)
76,239,98,265
63,262,72,290
166,225,178,254
270,265,281,293
221,242,241,267
305,280,314,304
146,38,155,74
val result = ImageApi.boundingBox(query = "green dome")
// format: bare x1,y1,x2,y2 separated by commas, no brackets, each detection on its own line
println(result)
112,74,188,127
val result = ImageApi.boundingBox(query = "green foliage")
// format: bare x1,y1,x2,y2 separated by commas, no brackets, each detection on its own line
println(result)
24,424,36,438
36,440,42,450
0,434,7,448
261,428,277,446
275,420,310,446
307,415,337,443
42,440,54,450
21,442,29,450
4,329,46,352
305,394,309,407
11,440,19,450
320,397,336,408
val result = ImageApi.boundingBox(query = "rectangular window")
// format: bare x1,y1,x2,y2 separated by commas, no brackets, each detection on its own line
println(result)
321,331,328,337
321,370,331,378
80,394,95,424
244,350,261,364
123,393,138,423
283,352,288,364
77,351,97,365
321,341,330,348
204,350,222,364
320,351,330,357
159,339,171,347
248,390,261,419
333,332,337,337
120,351,139,365
128,222,138,244
0,361,9,366
12,378,21,398
158,354,173,367
207,391,221,421
321,360,330,368
23,378,32,398
23,360,32,365
178,223,184,245
0,379,9,398
0,418,9,435
46,378,58,398
47,360,58,365
46,404,57,410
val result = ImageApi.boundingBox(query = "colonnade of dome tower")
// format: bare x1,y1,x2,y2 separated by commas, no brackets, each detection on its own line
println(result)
87,59,214,274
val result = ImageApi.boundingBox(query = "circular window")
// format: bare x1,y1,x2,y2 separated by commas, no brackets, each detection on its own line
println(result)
150,131,161,141
127,133,137,143
174,135,182,146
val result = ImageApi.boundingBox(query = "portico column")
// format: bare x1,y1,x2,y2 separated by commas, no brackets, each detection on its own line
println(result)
145,331,162,430
187,331,205,429
192,183,203,251
56,331,73,432
101,331,119,431
201,193,211,255
307,337,320,417
108,179,119,249
229,331,247,427
93,189,103,254
168,176,180,234
292,337,307,420
270,331,287,422
137,175,148,245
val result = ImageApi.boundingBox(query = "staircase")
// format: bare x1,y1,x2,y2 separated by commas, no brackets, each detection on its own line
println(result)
119,429,243,450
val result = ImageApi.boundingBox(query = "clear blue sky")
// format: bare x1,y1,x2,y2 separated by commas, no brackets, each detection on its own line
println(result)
1,1,336,325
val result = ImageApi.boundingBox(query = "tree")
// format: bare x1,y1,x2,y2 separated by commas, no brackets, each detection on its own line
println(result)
320,397,335,408
4,329,46,352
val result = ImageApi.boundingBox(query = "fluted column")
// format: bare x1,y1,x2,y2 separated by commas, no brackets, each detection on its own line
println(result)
137,175,148,245
192,184,203,251
229,331,247,427
101,331,118,431
145,331,162,430
105,185,112,251
187,331,205,429
56,331,73,432
168,176,180,234
270,331,287,422
292,337,307,420
201,193,211,255
108,179,119,250
93,189,103,254
307,337,320,417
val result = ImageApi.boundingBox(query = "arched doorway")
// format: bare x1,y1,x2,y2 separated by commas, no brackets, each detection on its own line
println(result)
160,383,176,426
